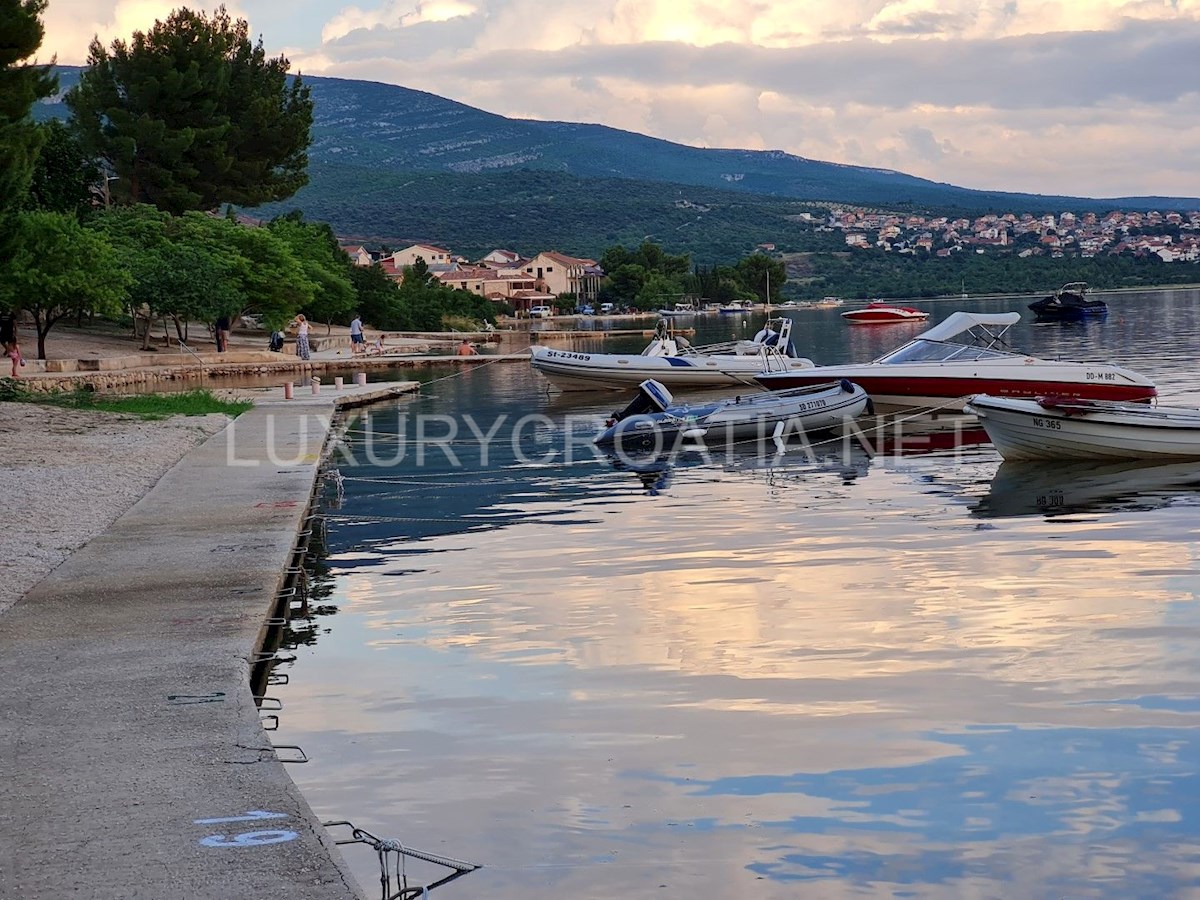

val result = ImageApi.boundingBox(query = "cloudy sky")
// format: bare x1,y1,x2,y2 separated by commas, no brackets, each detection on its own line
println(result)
39,0,1200,199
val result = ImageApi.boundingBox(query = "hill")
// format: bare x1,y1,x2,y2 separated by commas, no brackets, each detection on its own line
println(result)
37,67,1200,260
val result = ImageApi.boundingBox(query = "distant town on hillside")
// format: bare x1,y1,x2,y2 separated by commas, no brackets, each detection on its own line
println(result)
826,208,1200,262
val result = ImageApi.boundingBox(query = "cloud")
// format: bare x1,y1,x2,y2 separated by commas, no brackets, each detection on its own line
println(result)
37,0,1200,197
42,0,248,63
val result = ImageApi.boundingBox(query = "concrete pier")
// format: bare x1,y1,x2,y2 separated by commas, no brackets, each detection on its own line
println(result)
0,382,417,898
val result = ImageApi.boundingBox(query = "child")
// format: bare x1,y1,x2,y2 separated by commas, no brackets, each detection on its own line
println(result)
6,337,25,377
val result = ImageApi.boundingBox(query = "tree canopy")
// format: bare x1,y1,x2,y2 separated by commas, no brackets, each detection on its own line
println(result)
26,119,99,215
0,209,129,358
66,4,312,215
0,0,56,250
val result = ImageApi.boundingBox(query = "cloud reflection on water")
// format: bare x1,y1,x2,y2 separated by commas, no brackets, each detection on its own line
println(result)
276,298,1200,897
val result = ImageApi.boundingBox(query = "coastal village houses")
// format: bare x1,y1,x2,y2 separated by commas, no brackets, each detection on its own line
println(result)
391,243,454,269
521,251,604,303
340,241,606,313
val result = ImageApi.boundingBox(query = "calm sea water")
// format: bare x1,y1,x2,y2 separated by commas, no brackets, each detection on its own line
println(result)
273,290,1200,898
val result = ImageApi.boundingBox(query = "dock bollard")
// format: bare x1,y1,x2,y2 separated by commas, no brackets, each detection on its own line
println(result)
283,382,294,400
311,376,321,395
334,376,344,390
355,372,367,386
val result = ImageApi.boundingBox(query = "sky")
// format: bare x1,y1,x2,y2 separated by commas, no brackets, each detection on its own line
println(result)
37,0,1200,200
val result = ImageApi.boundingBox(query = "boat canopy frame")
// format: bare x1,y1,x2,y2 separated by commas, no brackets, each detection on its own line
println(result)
875,311,1022,364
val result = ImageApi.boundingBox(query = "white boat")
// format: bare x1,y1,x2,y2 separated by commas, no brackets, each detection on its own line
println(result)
754,311,1156,413
965,394,1200,460
530,317,815,391
658,302,697,316
812,297,844,308
595,378,870,450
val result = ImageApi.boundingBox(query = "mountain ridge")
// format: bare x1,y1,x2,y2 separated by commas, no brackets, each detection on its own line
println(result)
41,66,1200,211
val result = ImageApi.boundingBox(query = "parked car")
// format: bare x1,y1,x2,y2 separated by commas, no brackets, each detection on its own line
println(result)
576,304,595,315
529,305,554,318
598,302,615,315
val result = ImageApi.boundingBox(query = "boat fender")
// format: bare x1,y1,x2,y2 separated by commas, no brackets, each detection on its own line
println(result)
839,379,855,393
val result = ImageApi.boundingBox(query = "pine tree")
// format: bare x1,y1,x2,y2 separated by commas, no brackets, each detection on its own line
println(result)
0,0,56,249
67,5,312,215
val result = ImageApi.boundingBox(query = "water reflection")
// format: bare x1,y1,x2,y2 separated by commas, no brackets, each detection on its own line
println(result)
975,459,1200,519
273,290,1200,899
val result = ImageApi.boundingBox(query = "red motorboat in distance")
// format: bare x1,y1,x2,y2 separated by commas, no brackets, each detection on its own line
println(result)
841,301,930,325
754,311,1157,413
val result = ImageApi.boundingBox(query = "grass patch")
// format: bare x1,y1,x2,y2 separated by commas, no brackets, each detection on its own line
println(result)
0,380,252,420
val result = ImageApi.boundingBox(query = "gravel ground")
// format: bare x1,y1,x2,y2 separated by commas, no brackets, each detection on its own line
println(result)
0,404,229,613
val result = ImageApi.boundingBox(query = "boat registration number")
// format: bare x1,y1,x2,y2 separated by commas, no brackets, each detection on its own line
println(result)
1032,417,1062,430
1085,371,1117,381
545,350,592,361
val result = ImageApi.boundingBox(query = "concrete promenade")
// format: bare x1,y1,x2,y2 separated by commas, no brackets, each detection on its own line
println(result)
0,382,417,898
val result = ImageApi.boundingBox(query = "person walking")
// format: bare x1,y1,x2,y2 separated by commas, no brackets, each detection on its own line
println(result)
349,314,365,355
2,313,24,377
215,314,231,352
293,314,311,360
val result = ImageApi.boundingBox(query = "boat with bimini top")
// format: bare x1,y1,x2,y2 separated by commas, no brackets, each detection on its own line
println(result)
1028,282,1108,322
530,317,815,391
753,311,1155,413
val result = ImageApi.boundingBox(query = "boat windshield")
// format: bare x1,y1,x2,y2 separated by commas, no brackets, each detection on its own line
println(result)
875,338,1021,365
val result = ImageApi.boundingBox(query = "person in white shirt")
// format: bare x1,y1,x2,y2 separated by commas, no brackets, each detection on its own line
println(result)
292,314,311,360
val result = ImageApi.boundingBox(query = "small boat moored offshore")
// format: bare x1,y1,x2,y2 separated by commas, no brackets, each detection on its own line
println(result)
1028,282,1108,321
841,301,930,325
595,378,870,450
530,317,815,391
965,394,1200,460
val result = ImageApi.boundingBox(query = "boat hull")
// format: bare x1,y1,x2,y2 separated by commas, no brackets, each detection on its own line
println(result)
755,365,1156,412
596,382,870,448
965,395,1200,460
531,346,814,391
841,307,929,325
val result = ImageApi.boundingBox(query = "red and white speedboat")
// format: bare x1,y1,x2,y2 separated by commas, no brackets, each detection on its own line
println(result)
841,301,930,324
754,311,1156,413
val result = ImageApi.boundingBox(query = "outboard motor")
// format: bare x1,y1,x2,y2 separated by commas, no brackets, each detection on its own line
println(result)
608,379,674,425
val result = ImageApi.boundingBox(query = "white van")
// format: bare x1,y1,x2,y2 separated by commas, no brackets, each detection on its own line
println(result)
529,305,553,318
598,302,615,315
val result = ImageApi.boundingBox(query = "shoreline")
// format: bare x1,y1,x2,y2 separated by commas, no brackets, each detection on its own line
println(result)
0,382,419,898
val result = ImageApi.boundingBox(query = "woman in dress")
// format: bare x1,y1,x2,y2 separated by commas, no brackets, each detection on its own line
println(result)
293,314,311,361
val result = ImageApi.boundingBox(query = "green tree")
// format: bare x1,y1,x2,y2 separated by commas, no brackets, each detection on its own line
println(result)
605,264,649,304
94,206,244,347
187,214,314,330
735,254,786,303
0,210,129,358
27,120,100,215
268,214,355,332
635,272,686,309
350,263,401,329
0,0,56,251
67,5,312,215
